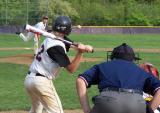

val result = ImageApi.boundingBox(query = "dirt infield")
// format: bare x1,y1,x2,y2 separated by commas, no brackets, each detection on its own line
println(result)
0,53,103,65
0,47,160,53
0,109,82,113
0,47,159,65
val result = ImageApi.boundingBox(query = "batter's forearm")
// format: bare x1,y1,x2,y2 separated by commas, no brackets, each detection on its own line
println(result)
66,52,83,73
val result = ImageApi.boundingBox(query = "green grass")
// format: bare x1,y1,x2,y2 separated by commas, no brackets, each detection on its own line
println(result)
54,62,99,109
69,34,160,48
0,34,33,47
0,34,45,48
0,62,98,110
0,50,33,58
0,63,29,110
0,33,160,110
139,53,160,69
1,34,160,49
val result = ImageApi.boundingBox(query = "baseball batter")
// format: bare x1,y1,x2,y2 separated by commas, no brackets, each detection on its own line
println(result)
24,16,92,113
19,16,48,55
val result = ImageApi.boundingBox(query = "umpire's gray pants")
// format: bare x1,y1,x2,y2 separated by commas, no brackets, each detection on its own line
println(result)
90,91,146,113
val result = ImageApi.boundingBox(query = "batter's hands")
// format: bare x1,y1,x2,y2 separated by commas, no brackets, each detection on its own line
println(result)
85,45,94,53
76,43,94,53
77,43,86,53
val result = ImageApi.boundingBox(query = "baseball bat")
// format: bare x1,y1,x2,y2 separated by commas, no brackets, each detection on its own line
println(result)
25,24,77,46
24,24,93,53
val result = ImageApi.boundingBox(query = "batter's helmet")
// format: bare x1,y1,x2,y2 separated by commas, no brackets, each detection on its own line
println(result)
52,16,72,35
110,43,141,61
140,62,159,79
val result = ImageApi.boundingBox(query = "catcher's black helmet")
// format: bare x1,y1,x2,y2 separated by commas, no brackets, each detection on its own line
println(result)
52,16,72,35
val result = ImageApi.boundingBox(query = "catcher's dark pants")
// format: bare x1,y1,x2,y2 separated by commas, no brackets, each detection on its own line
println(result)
90,88,146,113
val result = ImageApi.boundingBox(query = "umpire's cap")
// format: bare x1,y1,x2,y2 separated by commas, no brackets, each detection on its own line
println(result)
110,43,141,61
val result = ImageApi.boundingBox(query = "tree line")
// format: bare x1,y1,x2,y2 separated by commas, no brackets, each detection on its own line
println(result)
0,0,160,26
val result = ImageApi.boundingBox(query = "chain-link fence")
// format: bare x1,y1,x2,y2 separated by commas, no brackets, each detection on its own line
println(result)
0,0,50,25
0,0,160,26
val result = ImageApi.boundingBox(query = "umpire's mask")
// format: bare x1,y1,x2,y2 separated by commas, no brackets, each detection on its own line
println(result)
110,43,141,61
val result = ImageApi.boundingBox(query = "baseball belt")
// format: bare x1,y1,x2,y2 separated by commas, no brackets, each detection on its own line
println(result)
102,87,143,95
28,71,45,77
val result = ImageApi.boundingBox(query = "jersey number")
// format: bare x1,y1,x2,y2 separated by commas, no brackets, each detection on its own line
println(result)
36,44,44,62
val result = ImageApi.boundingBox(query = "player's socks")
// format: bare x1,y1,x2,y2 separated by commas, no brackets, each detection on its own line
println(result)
19,33,28,42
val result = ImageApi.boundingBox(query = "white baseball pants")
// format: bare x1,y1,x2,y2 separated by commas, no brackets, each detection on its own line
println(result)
19,32,39,55
24,73,64,113
33,35,39,55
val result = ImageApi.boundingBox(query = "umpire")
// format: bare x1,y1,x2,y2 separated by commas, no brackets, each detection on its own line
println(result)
76,43,160,113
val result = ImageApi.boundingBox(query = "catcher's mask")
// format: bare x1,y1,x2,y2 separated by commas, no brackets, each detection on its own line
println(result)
110,43,141,62
140,62,159,79
52,15,72,36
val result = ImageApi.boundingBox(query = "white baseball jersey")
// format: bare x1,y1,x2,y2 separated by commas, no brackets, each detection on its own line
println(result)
29,37,67,79
26,22,47,38
35,21,46,30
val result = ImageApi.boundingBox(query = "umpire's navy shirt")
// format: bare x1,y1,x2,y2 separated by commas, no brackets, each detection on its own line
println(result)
79,59,160,95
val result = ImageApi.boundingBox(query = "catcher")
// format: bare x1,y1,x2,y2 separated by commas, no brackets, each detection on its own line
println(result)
140,62,160,113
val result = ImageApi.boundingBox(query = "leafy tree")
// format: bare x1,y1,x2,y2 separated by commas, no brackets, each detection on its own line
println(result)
38,0,79,24
0,0,160,25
